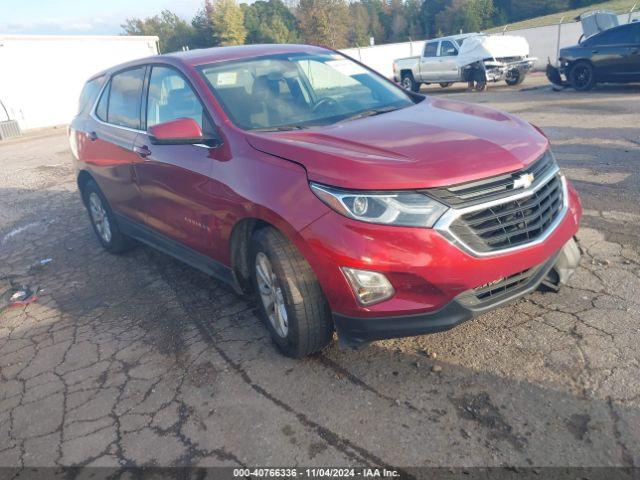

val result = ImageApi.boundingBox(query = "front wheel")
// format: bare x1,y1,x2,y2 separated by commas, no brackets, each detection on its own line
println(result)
505,69,525,86
401,73,420,93
251,227,333,358
569,61,596,91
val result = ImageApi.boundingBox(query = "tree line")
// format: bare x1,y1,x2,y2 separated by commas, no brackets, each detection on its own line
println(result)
122,0,606,52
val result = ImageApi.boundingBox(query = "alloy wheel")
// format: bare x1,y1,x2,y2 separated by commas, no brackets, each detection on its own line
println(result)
573,65,592,90
88,192,112,244
255,252,288,338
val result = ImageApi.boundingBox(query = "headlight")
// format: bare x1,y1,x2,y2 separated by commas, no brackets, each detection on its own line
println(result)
310,182,448,227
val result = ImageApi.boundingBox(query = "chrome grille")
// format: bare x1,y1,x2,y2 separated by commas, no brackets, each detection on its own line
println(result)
427,150,557,207
448,174,564,253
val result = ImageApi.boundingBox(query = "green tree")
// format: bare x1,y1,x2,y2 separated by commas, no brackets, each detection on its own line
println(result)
211,0,247,46
348,2,372,46
296,0,349,48
360,0,386,44
405,0,425,40
121,10,196,53
243,0,299,44
191,0,218,48
435,0,495,35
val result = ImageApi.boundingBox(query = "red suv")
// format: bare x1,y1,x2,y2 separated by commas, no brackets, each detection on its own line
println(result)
70,44,582,357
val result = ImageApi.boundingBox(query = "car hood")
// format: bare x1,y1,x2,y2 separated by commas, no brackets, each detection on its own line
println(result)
245,97,549,190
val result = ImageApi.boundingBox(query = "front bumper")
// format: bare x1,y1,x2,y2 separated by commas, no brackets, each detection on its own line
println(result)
298,179,582,320
334,237,580,346
484,58,535,82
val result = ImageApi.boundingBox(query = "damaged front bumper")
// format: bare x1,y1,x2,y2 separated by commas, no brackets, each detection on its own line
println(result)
335,237,581,347
546,61,569,87
484,58,536,82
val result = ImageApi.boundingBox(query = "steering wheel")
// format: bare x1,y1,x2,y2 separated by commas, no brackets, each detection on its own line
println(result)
312,97,338,112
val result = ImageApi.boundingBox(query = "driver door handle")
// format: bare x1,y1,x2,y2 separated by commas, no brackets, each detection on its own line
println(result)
133,145,151,158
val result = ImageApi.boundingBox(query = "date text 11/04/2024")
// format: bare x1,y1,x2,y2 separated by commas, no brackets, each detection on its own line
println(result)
233,468,401,477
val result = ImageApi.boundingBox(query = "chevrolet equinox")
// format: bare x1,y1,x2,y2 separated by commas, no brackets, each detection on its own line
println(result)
69,44,582,357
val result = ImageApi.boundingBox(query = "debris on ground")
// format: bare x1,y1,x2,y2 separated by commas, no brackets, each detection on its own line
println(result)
431,365,443,373
8,286,38,308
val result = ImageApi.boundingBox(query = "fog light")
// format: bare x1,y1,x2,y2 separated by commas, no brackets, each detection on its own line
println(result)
341,267,395,305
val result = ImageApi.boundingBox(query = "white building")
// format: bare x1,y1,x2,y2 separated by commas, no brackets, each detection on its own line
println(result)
0,35,158,131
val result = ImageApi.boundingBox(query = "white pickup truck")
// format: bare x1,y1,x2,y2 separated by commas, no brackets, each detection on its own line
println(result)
393,33,536,92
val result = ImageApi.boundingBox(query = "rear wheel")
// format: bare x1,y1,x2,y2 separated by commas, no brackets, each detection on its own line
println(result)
251,227,333,358
474,80,488,92
569,61,596,91
82,180,135,254
401,72,420,93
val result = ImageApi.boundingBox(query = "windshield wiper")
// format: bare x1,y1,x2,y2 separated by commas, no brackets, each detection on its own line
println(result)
336,106,403,124
252,125,309,132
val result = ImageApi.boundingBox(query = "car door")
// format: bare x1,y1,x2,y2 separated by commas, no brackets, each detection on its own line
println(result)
133,64,222,257
585,25,636,81
436,40,461,81
82,66,147,224
621,23,640,78
418,41,440,82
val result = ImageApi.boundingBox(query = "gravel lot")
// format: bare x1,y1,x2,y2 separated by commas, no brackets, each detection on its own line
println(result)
1,75,639,469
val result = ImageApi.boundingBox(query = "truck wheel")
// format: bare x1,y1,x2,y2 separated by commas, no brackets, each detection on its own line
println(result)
569,61,596,91
82,179,136,254
401,73,420,93
474,80,488,92
439,82,453,88
251,227,333,358
505,70,525,86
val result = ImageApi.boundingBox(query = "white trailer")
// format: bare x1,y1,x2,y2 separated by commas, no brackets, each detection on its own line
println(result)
0,35,159,131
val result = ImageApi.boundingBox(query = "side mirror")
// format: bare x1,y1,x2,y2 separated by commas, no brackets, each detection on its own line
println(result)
148,118,219,146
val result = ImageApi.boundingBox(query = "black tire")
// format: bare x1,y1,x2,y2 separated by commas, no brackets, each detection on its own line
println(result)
401,72,420,93
505,70,525,86
474,80,488,92
250,227,333,358
82,180,136,254
439,82,453,88
569,61,596,91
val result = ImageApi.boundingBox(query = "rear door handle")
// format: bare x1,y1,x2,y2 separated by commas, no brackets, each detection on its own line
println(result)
133,145,151,158
88,131,98,141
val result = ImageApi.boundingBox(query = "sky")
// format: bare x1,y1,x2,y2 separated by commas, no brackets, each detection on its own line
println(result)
0,0,205,35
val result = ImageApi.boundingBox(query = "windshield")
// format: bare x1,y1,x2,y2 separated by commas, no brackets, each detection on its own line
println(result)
199,52,415,131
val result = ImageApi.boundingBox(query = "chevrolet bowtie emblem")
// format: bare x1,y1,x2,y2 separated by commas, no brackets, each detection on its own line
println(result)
513,173,535,190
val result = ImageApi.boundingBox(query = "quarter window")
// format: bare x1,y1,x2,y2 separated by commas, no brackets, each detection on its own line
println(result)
146,66,204,129
78,76,104,115
95,83,109,122
106,67,146,129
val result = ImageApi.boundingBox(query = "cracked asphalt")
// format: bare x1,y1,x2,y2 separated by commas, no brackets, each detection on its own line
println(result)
1,75,639,469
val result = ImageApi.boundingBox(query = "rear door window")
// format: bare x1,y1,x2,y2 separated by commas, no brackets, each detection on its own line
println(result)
590,24,638,45
424,42,438,57
106,67,146,130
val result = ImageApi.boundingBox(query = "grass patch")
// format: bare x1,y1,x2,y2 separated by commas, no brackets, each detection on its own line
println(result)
487,0,638,31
